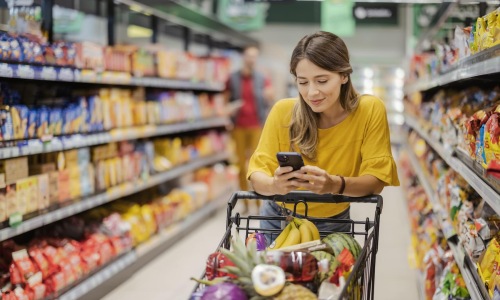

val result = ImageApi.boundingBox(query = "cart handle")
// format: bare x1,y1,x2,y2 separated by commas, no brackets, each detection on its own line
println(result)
228,191,383,213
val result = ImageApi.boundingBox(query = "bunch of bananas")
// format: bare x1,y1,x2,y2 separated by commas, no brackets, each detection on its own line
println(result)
269,217,320,250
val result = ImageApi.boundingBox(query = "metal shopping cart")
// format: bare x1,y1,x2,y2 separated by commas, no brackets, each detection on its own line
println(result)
193,191,383,300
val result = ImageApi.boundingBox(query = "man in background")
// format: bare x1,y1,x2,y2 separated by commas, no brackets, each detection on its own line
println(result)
226,45,274,213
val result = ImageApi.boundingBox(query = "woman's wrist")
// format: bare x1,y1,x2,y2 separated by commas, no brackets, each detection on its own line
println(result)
330,175,345,194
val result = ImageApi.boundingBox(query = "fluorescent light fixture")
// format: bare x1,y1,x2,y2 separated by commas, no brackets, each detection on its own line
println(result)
395,68,405,79
363,68,374,79
127,25,153,38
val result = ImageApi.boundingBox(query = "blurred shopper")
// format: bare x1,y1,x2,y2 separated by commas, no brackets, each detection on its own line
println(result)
226,45,274,213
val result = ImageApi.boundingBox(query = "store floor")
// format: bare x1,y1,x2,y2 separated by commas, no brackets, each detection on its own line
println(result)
102,186,417,300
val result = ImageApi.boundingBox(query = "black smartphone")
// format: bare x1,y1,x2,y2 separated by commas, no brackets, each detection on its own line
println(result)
276,152,305,171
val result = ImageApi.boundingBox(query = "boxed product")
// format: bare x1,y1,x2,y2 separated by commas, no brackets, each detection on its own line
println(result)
57,170,70,203
0,174,6,222
75,41,105,71
0,157,28,185
37,174,50,211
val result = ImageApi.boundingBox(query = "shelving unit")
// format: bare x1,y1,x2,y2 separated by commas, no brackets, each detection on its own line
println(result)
405,114,500,215
0,62,225,91
0,117,229,160
0,152,229,242
58,187,233,300
405,44,500,94
405,142,485,300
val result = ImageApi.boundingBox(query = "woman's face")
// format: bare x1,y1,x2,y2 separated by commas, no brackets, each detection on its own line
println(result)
295,58,347,114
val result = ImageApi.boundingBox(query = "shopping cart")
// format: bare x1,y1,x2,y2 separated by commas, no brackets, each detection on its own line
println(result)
193,191,383,300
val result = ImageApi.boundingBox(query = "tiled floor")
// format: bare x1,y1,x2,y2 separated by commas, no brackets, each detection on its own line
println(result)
102,186,418,300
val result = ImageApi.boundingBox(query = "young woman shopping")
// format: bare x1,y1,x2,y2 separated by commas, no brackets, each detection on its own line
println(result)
246,31,400,244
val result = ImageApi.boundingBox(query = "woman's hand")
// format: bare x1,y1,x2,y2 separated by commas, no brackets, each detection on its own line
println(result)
293,166,340,194
272,166,304,195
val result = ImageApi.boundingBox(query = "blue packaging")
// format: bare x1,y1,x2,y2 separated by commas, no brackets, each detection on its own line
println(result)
88,96,103,132
1,108,13,140
37,107,49,138
0,34,12,61
9,37,22,62
49,107,62,136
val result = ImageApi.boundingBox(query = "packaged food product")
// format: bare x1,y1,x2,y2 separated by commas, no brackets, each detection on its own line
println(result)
265,251,318,283
12,249,37,283
479,239,500,285
36,107,49,138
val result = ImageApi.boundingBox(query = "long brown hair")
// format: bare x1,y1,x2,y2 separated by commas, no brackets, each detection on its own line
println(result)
289,31,358,160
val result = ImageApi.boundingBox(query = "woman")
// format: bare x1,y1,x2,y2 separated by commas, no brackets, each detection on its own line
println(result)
246,31,400,244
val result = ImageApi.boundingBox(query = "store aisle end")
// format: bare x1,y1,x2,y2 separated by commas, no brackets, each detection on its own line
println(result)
102,186,417,300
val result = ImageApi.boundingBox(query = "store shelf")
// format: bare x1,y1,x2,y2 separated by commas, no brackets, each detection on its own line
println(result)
405,114,500,215
0,152,229,242
405,44,500,94
60,188,233,300
405,142,485,299
448,242,486,300
58,251,137,300
0,117,230,160
0,62,225,91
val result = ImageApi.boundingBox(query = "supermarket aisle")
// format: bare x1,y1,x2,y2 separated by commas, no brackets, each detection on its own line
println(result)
103,187,417,300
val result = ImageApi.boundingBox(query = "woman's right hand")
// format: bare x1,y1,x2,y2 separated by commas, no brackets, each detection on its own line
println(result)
272,166,303,195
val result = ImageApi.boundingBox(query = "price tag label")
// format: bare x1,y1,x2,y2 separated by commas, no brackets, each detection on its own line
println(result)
40,67,57,81
9,212,23,227
58,68,74,81
16,65,35,79
0,63,14,77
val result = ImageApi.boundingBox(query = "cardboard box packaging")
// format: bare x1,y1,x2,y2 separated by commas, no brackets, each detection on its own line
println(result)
0,157,28,185
5,184,17,218
49,171,59,205
58,170,70,203
0,174,6,222
30,163,57,176
38,174,50,210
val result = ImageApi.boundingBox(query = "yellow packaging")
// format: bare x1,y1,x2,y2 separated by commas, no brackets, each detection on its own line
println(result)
16,177,30,215
486,9,500,47
69,166,81,200
480,239,500,285
48,171,59,206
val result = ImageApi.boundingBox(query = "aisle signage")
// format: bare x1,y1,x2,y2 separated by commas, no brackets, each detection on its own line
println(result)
217,0,269,31
321,0,355,37
353,3,398,25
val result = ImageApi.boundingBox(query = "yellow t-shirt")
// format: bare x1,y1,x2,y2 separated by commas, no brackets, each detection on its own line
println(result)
247,95,400,217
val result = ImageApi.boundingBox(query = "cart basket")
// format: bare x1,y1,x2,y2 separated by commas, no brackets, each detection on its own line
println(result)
192,191,383,300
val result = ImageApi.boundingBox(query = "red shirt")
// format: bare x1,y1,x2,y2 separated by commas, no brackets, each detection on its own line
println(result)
233,74,271,128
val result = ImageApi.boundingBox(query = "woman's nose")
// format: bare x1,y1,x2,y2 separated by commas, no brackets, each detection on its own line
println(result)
308,86,319,96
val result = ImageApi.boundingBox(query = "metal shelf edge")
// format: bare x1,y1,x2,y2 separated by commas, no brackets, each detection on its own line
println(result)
448,242,485,300
0,118,229,160
0,153,229,242
404,51,500,94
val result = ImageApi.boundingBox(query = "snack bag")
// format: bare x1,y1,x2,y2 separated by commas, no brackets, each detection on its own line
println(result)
479,239,500,286
485,113,500,165
49,107,62,136
11,105,28,139
28,109,37,138
36,107,49,138
476,124,487,168
12,249,37,283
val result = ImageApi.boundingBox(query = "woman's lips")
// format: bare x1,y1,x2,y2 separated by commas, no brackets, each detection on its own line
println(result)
310,99,324,106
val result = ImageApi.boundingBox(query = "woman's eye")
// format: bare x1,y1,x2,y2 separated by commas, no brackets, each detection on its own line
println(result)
298,82,308,85
317,80,327,84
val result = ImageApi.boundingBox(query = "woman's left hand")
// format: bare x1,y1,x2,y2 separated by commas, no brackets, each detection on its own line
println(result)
293,166,340,194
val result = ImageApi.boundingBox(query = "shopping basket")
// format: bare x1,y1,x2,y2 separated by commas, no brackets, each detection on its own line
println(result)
192,191,383,300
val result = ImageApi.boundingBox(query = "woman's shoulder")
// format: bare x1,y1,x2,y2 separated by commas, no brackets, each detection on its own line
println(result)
272,98,297,111
355,94,387,115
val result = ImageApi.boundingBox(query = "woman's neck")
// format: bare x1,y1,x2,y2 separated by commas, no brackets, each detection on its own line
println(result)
318,103,349,129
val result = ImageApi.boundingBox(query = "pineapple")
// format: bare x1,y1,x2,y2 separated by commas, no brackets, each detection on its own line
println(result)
274,284,318,300
219,237,270,299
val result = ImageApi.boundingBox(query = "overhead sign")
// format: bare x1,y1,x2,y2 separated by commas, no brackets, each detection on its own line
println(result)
321,0,355,37
353,3,398,25
218,0,269,31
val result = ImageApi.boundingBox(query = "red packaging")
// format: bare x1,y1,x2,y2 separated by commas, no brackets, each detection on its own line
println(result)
41,246,62,275
68,253,86,277
10,263,23,285
2,291,18,300
265,251,318,283
61,259,77,286
45,271,65,294
28,248,51,279
26,272,46,300
12,249,37,283
205,252,236,280
13,287,30,300
80,248,99,272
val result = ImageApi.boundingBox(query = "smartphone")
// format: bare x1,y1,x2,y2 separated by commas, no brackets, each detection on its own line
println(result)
276,152,305,171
